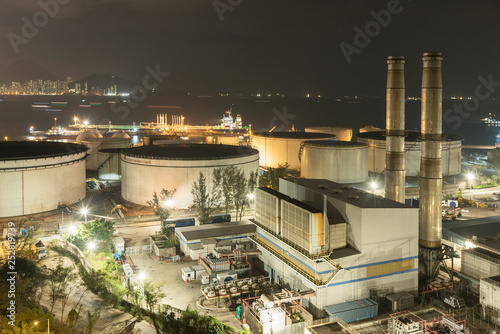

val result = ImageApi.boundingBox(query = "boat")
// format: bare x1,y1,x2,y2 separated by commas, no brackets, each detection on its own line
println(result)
51,101,67,106
44,125,80,139
79,104,92,108
45,108,62,113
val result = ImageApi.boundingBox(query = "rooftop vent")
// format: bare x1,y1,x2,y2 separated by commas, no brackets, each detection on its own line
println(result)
318,184,328,190
348,195,360,200
331,189,343,194
342,185,353,190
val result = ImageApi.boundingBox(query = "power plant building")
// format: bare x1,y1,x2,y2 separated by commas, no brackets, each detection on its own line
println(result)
251,132,335,170
250,178,419,317
0,141,87,218
356,131,462,177
121,144,259,208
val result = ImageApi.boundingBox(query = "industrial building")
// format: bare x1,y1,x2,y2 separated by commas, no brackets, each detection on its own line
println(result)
250,178,419,317
305,127,353,142
77,131,131,171
175,221,256,259
299,141,368,184
251,132,335,170
356,131,462,177
0,141,87,218
480,275,500,325
121,144,259,208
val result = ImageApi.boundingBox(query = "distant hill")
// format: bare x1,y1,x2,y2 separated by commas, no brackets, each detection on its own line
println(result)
73,74,139,93
0,59,59,83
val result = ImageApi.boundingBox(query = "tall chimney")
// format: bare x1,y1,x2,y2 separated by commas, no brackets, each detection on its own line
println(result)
419,52,443,278
385,56,406,203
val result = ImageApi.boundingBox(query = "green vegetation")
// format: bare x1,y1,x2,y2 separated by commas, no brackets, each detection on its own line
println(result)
147,188,177,222
191,166,258,223
473,182,500,189
259,163,290,191
192,172,221,224
156,306,234,334
162,232,179,248
68,218,115,251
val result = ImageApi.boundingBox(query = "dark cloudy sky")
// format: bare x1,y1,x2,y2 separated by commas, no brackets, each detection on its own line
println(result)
0,0,499,96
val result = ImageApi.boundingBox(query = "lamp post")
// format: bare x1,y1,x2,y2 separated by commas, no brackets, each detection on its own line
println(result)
467,173,475,189
88,241,95,266
163,199,174,208
69,225,77,243
81,208,88,224
370,181,378,194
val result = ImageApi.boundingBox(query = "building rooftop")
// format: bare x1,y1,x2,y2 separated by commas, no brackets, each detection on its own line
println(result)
0,141,87,160
287,178,412,209
176,221,256,241
122,144,258,160
283,197,323,214
258,187,292,201
443,216,500,252
357,131,463,142
253,131,335,139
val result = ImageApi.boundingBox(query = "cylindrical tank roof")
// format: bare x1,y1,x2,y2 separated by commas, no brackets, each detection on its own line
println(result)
302,140,367,148
253,131,335,139
111,131,131,139
122,144,258,160
357,131,463,142
0,141,87,160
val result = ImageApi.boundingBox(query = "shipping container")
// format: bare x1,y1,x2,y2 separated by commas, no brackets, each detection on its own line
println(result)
325,298,378,323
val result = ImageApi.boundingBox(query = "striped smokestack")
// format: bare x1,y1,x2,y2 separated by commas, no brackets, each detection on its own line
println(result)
419,52,443,258
385,56,406,203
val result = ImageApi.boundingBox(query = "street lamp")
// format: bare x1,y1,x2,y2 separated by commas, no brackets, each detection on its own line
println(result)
163,199,174,208
247,193,255,200
81,208,88,224
138,272,146,300
88,241,95,266
68,225,77,243
467,173,475,189
370,181,378,194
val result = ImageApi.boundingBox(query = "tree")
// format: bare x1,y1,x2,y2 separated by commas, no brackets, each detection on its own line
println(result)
191,172,220,224
85,306,101,334
147,189,177,222
70,219,115,250
492,175,498,184
47,261,76,313
259,163,289,190
488,148,500,169
142,280,166,313
213,167,233,216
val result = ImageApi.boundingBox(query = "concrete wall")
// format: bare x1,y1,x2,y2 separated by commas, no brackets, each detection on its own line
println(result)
122,152,259,208
461,250,500,280
300,145,368,183
0,152,86,217
356,137,462,176
480,278,500,324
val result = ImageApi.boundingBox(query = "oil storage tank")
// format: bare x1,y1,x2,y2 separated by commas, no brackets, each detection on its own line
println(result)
252,132,335,170
357,131,462,176
78,131,131,171
121,144,259,208
300,141,368,183
0,141,87,218
305,127,353,142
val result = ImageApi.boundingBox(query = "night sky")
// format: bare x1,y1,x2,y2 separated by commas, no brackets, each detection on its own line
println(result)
1,0,499,97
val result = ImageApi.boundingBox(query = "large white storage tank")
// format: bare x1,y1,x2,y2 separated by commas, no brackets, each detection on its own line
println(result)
97,148,122,181
121,144,259,208
0,141,87,218
300,141,368,183
78,131,131,171
356,131,462,176
305,127,353,142
252,132,335,170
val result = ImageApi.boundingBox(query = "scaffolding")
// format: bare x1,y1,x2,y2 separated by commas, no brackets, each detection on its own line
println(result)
385,310,470,334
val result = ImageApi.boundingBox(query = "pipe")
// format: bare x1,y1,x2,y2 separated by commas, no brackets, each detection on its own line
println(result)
419,52,443,250
385,56,406,203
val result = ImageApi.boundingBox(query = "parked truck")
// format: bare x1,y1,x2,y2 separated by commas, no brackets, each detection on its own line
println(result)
31,240,47,259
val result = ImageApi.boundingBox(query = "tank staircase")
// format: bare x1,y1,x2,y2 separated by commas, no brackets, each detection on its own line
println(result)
96,152,119,174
